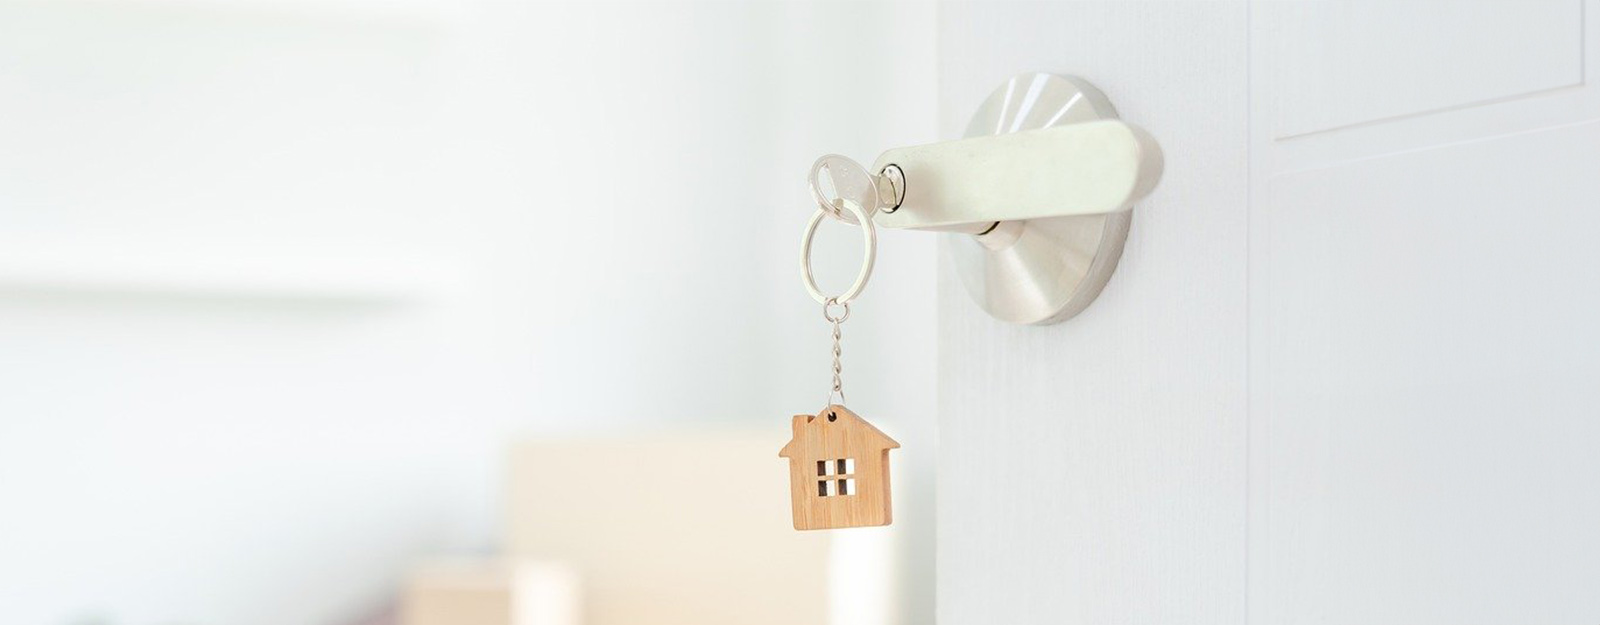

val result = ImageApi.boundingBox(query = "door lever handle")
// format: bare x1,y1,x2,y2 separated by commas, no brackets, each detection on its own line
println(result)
805,73,1164,324
870,119,1163,234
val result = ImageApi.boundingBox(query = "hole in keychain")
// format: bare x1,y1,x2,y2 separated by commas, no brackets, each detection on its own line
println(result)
823,298,850,323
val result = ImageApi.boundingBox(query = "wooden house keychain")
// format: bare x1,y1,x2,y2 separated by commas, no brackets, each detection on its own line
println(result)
779,156,900,531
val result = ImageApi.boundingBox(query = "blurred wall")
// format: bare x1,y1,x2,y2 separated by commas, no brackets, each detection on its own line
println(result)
0,2,936,624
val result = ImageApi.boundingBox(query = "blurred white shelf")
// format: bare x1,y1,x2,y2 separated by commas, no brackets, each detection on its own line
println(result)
79,0,469,27
0,241,454,304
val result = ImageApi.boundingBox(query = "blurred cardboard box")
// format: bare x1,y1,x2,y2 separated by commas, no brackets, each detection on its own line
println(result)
402,559,578,625
507,432,830,625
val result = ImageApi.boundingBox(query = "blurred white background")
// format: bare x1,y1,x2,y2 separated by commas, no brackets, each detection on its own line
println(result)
0,1,937,624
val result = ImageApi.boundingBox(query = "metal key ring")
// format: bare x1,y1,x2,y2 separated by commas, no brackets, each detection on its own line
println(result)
800,197,876,305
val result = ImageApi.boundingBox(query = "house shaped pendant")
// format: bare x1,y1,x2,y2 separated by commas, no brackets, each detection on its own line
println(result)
778,404,900,530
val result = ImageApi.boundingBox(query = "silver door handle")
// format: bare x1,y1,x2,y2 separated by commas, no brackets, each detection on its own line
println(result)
804,73,1165,325
870,119,1163,234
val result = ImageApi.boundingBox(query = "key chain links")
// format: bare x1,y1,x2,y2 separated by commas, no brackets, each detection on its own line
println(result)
823,297,851,405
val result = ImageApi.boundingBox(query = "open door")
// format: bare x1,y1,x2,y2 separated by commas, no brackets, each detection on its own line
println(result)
936,2,1600,624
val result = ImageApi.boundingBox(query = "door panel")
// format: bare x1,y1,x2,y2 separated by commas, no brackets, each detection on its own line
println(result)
1259,123,1600,623
1250,1,1600,624
1265,1,1583,138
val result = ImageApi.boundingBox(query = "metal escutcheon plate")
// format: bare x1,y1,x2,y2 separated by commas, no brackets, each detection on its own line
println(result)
946,73,1133,325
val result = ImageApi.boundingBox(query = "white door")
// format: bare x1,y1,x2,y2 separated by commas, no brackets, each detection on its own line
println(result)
935,2,1600,624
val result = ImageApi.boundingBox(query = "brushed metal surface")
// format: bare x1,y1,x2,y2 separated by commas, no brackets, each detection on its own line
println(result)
947,73,1136,325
